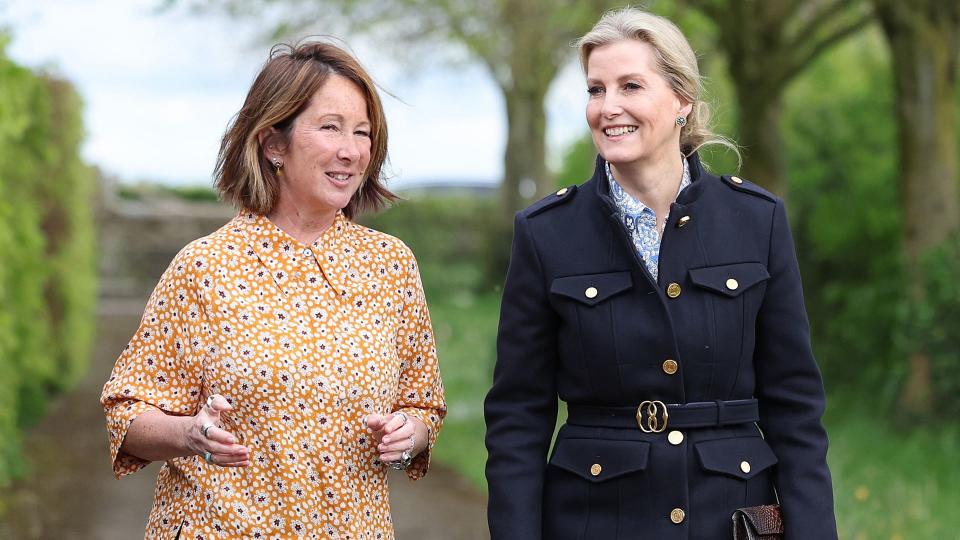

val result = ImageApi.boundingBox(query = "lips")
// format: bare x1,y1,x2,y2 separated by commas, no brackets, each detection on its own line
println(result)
325,172,352,186
604,125,637,137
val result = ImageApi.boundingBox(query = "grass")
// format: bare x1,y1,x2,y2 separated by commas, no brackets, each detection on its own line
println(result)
424,284,960,538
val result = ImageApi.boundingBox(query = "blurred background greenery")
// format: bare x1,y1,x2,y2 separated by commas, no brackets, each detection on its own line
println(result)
3,0,960,538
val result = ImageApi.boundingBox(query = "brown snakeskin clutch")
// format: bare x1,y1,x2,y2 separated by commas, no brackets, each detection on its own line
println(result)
732,504,784,540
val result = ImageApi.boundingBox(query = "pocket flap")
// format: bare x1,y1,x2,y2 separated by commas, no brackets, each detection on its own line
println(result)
695,437,778,480
689,262,770,297
549,438,650,483
550,271,633,306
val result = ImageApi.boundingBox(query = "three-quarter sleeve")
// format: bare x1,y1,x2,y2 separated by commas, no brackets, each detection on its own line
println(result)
392,246,446,481
754,199,837,539
100,247,206,478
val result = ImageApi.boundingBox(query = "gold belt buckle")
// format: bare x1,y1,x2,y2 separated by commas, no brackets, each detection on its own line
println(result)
636,400,668,433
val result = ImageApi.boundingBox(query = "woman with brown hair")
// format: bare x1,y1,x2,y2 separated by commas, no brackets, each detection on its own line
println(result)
101,40,445,539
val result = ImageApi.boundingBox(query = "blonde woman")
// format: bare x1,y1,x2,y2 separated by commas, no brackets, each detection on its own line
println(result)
485,8,836,539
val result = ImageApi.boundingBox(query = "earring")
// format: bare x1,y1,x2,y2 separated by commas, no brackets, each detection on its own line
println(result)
272,158,283,174
675,116,687,127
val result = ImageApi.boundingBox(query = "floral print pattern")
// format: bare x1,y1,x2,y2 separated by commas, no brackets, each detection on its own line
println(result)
101,210,445,540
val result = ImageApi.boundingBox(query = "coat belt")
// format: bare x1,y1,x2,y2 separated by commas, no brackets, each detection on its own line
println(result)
567,399,759,430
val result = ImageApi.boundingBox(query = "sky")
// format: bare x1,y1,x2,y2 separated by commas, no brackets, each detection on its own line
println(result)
2,0,589,188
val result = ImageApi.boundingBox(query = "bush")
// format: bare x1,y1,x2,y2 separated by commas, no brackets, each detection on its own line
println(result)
0,37,97,485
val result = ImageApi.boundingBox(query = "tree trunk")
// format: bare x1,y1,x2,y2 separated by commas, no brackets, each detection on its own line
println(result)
875,0,960,415
733,85,788,197
499,83,550,218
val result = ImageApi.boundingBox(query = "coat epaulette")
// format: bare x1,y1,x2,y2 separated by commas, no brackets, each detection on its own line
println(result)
523,185,578,218
720,175,777,203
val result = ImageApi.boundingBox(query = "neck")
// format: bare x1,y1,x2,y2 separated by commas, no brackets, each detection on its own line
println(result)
609,151,684,215
267,193,337,245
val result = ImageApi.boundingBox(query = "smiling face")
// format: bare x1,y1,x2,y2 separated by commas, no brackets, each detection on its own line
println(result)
273,74,372,217
585,39,691,169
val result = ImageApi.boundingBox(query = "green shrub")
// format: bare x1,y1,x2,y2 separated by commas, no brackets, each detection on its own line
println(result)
0,37,97,485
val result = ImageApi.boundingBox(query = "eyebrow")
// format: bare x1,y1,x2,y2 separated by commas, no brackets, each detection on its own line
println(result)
315,113,370,126
586,73,650,85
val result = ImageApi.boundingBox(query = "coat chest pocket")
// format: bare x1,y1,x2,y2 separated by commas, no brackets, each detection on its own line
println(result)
688,262,769,297
549,272,634,373
688,262,770,365
550,271,633,306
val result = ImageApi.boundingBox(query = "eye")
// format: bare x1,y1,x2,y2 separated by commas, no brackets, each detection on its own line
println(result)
587,86,604,97
354,129,371,138
624,82,642,91
320,124,339,131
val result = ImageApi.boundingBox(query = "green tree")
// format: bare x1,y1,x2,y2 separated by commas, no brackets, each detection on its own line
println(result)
174,0,617,218
872,0,960,415
685,0,873,196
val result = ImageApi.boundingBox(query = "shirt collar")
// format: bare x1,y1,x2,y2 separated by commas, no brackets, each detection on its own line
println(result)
606,156,691,217
239,210,350,295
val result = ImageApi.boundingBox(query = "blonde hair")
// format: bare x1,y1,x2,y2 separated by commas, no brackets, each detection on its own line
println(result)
575,7,739,163
215,40,395,218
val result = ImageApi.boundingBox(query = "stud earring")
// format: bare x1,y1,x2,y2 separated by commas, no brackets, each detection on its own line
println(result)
675,116,687,127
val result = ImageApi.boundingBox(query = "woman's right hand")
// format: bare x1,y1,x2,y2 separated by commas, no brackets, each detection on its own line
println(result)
185,394,250,467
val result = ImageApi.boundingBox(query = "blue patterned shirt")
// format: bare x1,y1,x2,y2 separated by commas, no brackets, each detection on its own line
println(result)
607,157,691,282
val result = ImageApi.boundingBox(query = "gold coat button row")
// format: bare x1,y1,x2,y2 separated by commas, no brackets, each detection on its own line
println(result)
677,215,691,228
591,463,602,476
740,461,751,474
726,278,739,290
662,359,679,375
585,286,598,299
670,508,686,524
667,430,684,445
666,282,682,298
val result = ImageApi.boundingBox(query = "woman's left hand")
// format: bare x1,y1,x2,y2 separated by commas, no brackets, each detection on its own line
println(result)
366,412,428,463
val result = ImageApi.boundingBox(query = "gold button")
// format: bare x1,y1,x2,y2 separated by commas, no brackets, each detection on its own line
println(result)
740,461,751,474
677,215,691,228
730,176,743,184
726,278,739,290
667,430,684,445
584,286,598,299
556,187,568,196
670,508,686,524
662,359,678,375
666,282,682,298
591,463,602,476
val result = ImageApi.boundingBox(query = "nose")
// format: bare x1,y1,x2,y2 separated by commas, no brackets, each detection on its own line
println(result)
337,135,362,163
600,93,623,119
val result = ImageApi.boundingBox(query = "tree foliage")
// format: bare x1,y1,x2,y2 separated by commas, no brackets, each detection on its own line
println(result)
686,0,873,196
0,37,97,485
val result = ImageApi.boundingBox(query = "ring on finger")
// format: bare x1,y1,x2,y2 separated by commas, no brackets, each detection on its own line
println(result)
201,423,215,438
203,451,214,465
391,411,408,426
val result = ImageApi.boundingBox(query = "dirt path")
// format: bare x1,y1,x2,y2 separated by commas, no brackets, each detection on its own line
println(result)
0,301,488,539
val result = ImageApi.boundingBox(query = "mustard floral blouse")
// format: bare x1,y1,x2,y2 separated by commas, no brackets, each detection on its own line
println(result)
101,211,446,540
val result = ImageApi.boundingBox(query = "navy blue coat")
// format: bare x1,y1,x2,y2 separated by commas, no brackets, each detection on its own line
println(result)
484,154,837,539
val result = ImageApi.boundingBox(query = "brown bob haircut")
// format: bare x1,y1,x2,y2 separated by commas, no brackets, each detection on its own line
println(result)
215,40,395,219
